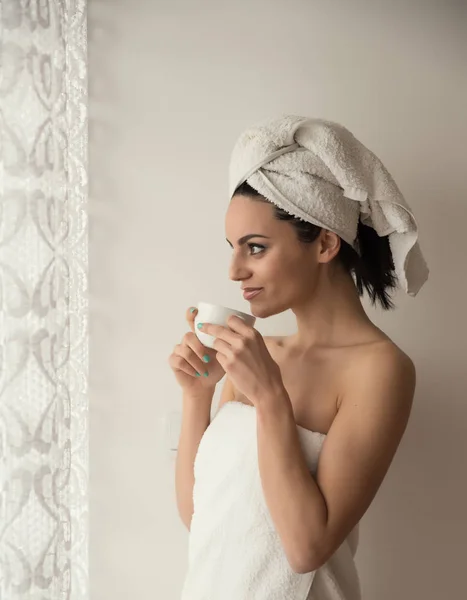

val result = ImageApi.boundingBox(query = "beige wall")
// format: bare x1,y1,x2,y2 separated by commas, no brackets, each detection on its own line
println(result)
89,1,467,598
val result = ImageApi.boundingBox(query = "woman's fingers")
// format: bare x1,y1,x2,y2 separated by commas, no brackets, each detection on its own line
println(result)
184,332,212,372
168,351,197,377
172,343,207,378
186,306,198,333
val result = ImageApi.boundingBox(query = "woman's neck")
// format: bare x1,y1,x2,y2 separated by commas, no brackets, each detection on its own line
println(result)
290,269,382,350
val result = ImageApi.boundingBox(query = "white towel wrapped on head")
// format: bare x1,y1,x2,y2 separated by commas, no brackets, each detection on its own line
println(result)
228,115,429,297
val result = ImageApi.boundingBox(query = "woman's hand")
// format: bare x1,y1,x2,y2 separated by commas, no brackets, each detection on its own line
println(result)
197,315,285,405
168,307,226,395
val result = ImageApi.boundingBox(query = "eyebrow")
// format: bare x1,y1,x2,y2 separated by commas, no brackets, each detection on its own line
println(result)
226,234,271,246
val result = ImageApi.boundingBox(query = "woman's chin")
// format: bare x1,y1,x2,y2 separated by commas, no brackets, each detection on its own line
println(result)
248,304,263,318
249,303,279,319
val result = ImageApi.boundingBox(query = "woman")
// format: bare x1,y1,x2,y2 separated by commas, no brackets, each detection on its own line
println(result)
170,116,428,599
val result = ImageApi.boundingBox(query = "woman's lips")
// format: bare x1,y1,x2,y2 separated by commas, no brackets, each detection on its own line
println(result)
243,288,263,300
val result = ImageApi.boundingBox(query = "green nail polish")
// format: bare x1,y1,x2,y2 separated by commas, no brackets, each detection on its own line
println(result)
203,354,210,363
195,371,200,377
197,323,203,330
190,307,196,313
203,371,209,377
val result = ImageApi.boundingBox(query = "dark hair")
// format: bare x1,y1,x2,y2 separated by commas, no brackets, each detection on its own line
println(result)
233,181,398,310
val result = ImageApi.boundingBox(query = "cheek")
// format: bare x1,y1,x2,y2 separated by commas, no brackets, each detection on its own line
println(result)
265,262,301,294
283,259,316,291
262,259,289,282
261,251,313,289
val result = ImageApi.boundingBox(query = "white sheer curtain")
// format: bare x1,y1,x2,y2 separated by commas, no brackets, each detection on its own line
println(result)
0,1,88,599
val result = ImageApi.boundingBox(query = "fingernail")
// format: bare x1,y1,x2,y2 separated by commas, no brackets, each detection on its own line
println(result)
197,323,203,330
190,307,197,313
202,354,210,363
195,371,200,377
203,371,209,377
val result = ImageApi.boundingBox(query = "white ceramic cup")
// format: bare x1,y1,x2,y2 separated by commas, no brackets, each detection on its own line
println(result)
194,302,256,349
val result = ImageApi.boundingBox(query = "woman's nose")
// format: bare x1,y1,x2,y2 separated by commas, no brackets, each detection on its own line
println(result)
229,256,250,281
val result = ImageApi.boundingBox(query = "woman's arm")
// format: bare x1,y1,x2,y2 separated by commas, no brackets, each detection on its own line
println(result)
175,389,213,531
255,344,416,573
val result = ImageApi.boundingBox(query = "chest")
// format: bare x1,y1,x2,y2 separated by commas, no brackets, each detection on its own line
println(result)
233,338,345,435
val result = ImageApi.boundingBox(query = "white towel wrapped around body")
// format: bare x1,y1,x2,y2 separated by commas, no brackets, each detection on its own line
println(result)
180,401,361,600
228,115,429,297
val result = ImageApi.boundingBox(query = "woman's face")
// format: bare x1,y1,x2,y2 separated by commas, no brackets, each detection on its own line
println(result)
225,194,328,318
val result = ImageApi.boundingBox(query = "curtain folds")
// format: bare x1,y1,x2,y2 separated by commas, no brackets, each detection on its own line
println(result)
0,1,88,598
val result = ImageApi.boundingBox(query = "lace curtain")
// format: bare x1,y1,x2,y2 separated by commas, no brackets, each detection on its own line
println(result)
0,1,88,599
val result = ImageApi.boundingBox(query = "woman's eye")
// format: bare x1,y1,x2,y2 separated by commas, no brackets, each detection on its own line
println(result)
248,243,265,255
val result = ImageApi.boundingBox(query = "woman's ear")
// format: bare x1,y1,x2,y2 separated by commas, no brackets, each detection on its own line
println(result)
317,230,341,264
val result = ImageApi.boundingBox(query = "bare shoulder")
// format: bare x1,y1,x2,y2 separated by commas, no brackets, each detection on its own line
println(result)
339,337,416,422
358,338,415,383
312,339,417,564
